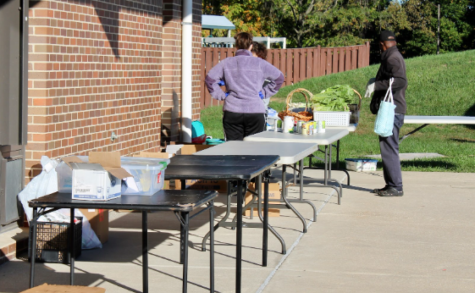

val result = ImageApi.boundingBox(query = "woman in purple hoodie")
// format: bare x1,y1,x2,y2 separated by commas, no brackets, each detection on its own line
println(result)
205,32,285,141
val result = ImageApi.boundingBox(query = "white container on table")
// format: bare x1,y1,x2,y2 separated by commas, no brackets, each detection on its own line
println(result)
314,111,350,127
120,157,170,196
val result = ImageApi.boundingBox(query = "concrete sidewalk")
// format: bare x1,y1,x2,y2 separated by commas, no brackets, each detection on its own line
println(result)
0,169,474,292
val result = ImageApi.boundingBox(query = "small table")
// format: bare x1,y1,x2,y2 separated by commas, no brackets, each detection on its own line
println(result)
244,129,349,207
402,115,475,141
196,141,319,233
165,155,279,293
28,190,218,293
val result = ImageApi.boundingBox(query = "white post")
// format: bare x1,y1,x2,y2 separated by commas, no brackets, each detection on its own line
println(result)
181,0,193,142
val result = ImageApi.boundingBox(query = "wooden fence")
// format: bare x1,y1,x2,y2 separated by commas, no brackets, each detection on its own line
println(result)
200,42,370,108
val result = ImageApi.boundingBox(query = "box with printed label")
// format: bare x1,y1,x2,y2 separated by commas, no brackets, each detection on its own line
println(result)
59,152,132,201
72,163,122,200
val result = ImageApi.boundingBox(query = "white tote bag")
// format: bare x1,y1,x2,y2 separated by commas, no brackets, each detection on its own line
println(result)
374,78,396,137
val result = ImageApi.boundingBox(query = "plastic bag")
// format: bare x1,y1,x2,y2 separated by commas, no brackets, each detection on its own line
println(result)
374,78,396,137
18,156,102,249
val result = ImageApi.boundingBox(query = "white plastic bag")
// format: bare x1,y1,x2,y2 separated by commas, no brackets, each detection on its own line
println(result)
19,156,102,249
19,156,59,222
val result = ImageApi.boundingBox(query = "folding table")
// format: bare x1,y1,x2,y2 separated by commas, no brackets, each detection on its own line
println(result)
402,115,475,141
165,155,279,293
244,129,349,209
28,190,217,293
196,141,319,235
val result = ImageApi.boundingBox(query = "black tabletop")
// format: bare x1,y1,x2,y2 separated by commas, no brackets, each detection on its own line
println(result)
28,190,218,212
165,155,279,180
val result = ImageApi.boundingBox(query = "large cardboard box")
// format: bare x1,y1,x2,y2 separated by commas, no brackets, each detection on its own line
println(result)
244,182,281,217
79,208,109,244
21,283,105,293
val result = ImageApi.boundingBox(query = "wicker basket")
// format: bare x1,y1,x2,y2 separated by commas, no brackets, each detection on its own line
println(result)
278,88,314,122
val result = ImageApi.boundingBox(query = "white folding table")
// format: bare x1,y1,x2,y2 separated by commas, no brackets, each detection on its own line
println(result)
402,115,475,141
196,141,319,236
244,129,349,211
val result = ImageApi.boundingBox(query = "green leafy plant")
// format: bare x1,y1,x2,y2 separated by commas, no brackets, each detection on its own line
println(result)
310,84,357,111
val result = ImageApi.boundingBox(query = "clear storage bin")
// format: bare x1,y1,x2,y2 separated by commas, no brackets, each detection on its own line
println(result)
120,157,170,196
56,156,88,193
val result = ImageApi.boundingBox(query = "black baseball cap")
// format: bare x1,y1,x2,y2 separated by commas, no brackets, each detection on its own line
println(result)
380,30,396,42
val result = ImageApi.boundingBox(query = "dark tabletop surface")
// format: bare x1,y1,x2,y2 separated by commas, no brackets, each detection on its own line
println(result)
165,155,279,180
28,190,218,212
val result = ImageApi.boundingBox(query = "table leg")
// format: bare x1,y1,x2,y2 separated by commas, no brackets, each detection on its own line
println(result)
180,211,186,264
202,187,233,251
336,140,340,169
236,179,243,293
29,207,38,288
262,174,269,267
180,180,186,263
182,212,190,293
299,159,316,222
142,211,148,293
282,165,307,233
209,201,215,293
70,208,75,285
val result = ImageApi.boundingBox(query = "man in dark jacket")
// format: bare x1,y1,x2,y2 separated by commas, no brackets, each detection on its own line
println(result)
365,30,407,197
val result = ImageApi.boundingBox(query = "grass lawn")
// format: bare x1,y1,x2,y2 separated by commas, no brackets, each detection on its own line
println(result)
201,50,475,172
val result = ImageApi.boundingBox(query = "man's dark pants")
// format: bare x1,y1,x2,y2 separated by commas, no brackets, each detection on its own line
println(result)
379,113,405,191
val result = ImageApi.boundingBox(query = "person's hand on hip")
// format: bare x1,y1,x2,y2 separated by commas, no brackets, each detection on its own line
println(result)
364,78,376,98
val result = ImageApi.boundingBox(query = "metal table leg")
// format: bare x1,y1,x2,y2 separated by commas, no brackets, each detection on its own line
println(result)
29,208,38,288
282,165,307,233
202,188,233,251
262,175,268,266
70,208,75,285
142,211,148,293
209,201,215,293
236,180,243,293
182,212,190,293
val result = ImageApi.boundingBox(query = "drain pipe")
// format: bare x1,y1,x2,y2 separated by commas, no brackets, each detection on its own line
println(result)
181,0,193,143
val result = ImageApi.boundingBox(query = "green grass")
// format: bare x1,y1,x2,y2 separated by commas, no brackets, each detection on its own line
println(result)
201,50,475,172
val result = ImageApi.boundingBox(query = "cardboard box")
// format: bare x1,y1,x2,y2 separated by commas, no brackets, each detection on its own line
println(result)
244,182,281,217
165,144,214,155
21,283,105,293
134,151,173,159
79,208,109,244
62,152,132,201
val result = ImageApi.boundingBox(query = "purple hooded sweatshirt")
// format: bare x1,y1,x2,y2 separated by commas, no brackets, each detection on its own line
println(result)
205,50,285,114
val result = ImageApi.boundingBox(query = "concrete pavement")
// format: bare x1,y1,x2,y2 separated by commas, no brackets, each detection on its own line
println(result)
0,169,474,292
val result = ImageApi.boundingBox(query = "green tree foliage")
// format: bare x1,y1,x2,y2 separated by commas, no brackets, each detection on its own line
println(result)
203,0,475,57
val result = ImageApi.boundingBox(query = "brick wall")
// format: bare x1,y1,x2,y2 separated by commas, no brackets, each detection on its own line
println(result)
26,0,202,182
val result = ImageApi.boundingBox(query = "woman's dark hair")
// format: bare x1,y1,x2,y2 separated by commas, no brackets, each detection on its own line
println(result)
234,32,253,50
251,42,267,60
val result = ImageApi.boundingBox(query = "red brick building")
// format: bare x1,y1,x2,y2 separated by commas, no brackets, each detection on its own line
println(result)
26,0,202,181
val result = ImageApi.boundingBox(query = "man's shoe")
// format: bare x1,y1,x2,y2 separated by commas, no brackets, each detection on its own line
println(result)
372,186,389,194
377,187,403,197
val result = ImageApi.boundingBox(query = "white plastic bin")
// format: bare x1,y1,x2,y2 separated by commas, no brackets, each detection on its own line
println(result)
120,157,170,196
345,158,377,172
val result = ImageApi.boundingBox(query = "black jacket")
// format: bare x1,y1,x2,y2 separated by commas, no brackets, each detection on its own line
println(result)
370,46,407,115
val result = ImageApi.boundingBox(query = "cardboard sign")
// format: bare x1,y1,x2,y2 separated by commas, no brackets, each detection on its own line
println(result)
244,182,281,217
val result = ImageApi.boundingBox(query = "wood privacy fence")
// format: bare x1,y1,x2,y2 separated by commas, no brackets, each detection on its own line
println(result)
200,42,370,108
